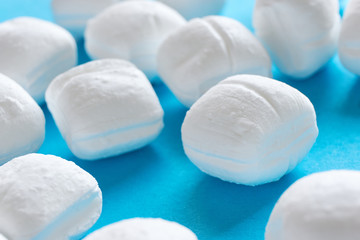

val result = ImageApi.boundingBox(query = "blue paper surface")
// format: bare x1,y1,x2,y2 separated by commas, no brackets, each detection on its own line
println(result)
0,0,359,239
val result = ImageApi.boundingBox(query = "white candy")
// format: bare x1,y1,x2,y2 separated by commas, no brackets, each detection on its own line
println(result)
0,17,77,104
339,0,360,75
181,75,318,186
253,0,340,79
0,153,102,240
158,16,272,108
0,73,45,165
46,59,164,160
266,170,360,240
158,0,226,20
52,0,140,39
85,1,186,80
83,218,198,240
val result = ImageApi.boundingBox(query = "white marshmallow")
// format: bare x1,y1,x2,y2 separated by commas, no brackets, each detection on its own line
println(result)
83,218,198,240
181,75,318,186
253,0,340,79
157,0,225,20
0,17,77,104
158,16,272,108
266,170,360,240
0,73,45,165
46,59,164,160
0,153,102,240
339,0,360,75
85,1,186,80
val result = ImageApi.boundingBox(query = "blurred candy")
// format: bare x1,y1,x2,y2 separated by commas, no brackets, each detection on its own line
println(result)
52,0,116,39
158,0,226,20
266,170,360,240
253,0,340,79
339,0,360,75
0,17,77,104
85,1,186,81
340,0,350,15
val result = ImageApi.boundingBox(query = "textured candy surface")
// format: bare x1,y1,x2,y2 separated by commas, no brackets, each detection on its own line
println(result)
158,0,225,19
84,218,198,240
158,16,271,107
46,59,164,160
85,1,186,80
266,170,360,240
0,17,77,104
181,75,318,185
0,153,102,240
253,0,340,79
0,73,45,165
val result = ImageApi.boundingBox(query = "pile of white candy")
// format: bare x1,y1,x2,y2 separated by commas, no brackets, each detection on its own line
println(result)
1,0,360,238
83,218,198,240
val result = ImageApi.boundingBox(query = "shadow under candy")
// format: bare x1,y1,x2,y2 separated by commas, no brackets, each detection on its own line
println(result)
76,38,91,65
341,76,360,116
153,83,189,157
176,168,303,239
273,57,355,115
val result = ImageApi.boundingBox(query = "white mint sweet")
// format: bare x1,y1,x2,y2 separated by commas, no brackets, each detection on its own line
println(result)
46,59,164,160
339,0,360,75
0,17,77,104
181,75,318,186
83,218,198,240
0,153,102,240
266,170,360,240
158,0,226,20
158,16,272,107
0,73,45,165
253,0,340,79
85,1,186,80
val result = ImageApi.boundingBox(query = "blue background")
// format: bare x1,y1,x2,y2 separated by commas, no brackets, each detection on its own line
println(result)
0,0,359,239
